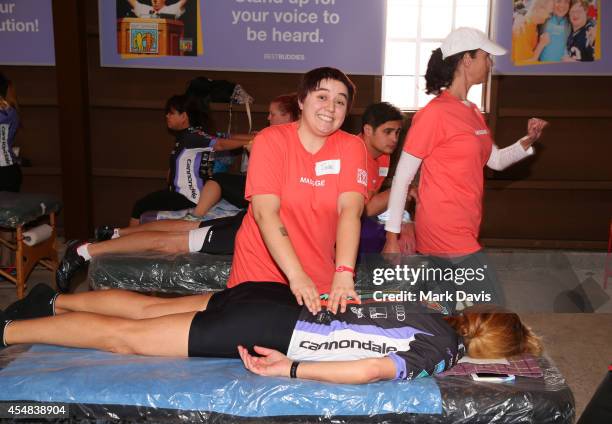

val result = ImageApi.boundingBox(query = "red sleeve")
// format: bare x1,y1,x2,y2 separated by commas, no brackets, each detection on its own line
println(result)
244,127,284,200
338,134,368,198
403,106,444,159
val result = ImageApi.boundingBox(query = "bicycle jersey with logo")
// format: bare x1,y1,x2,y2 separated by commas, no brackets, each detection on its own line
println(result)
287,301,464,380
168,127,215,203
0,106,18,167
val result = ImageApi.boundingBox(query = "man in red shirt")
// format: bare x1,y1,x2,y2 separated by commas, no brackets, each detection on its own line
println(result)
357,102,415,254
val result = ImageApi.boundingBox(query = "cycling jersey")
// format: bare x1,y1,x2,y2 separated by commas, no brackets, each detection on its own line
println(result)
0,106,19,167
168,127,215,203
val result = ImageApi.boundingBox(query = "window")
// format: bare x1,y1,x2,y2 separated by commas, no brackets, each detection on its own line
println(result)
382,0,491,110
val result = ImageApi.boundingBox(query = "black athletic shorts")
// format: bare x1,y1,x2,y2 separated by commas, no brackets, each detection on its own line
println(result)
210,172,247,209
131,189,197,219
188,282,301,358
196,210,247,254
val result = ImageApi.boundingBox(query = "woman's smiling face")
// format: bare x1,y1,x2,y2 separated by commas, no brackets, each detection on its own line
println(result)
298,78,349,138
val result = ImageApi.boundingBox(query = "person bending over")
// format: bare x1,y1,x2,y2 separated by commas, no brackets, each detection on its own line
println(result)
227,67,368,315
191,93,300,218
129,94,251,226
55,96,300,292
1,282,542,384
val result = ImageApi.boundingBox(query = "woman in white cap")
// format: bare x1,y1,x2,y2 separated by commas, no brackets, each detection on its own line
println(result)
383,28,548,309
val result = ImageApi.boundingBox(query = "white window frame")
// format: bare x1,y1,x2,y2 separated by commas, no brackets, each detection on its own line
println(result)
382,0,493,111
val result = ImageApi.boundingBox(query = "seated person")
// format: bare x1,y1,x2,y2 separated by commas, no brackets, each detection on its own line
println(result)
129,94,250,226
2,282,542,384
192,93,301,217
358,102,416,254
55,96,299,291
126,0,188,18
0,72,21,192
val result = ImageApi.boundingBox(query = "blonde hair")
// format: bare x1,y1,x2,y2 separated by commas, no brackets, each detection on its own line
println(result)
444,305,543,358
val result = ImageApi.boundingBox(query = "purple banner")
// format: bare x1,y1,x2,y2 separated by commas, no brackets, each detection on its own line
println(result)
0,0,55,66
99,0,385,75
492,0,610,75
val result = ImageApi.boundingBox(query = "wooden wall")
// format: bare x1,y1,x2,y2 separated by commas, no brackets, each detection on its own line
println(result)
4,0,610,248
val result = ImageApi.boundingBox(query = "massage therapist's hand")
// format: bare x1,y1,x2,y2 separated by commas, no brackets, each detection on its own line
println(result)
238,345,291,378
329,272,360,314
521,118,549,149
289,271,321,314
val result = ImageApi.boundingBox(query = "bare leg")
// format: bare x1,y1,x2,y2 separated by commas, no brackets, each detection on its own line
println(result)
120,219,199,237
193,180,222,217
87,231,191,257
5,312,195,357
129,217,140,227
54,289,214,319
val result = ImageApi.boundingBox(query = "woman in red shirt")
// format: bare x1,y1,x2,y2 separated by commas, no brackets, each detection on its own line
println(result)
383,28,548,309
228,67,368,315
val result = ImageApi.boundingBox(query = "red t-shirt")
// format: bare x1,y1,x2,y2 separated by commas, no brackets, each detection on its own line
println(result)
365,143,390,200
403,91,493,256
228,122,368,293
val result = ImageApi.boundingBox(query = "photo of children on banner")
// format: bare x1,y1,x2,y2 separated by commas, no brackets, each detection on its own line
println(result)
116,0,200,57
512,0,600,65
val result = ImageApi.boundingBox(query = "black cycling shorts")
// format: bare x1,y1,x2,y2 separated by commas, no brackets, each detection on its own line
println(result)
197,210,247,254
210,173,247,209
188,282,300,358
131,190,196,219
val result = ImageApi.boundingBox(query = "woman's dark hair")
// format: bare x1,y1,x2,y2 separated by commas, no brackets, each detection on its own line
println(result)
271,93,300,121
424,48,478,95
164,94,206,128
297,67,356,112
361,102,403,132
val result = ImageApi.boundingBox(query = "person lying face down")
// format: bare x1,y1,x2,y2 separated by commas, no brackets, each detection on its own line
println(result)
54,95,300,294
2,283,542,384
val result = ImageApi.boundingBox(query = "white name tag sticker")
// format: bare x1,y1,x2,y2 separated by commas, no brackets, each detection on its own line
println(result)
475,129,489,136
379,167,389,177
315,159,341,176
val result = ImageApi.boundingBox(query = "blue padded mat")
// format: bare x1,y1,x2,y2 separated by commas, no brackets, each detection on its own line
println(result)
0,345,442,417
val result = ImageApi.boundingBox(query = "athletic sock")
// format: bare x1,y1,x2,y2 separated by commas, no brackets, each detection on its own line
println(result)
188,226,211,253
76,243,92,261
112,228,120,239
0,311,11,348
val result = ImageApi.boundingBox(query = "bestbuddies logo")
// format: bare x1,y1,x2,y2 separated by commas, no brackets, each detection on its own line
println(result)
371,264,492,303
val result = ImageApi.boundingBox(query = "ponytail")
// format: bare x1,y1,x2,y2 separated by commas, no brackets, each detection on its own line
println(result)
424,48,478,95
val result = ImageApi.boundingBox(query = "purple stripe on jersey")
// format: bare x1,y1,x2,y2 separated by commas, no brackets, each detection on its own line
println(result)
173,150,184,190
294,319,432,340
388,352,407,380
194,151,204,193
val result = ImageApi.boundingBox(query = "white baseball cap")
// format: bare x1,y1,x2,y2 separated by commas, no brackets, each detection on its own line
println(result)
440,27,507,60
